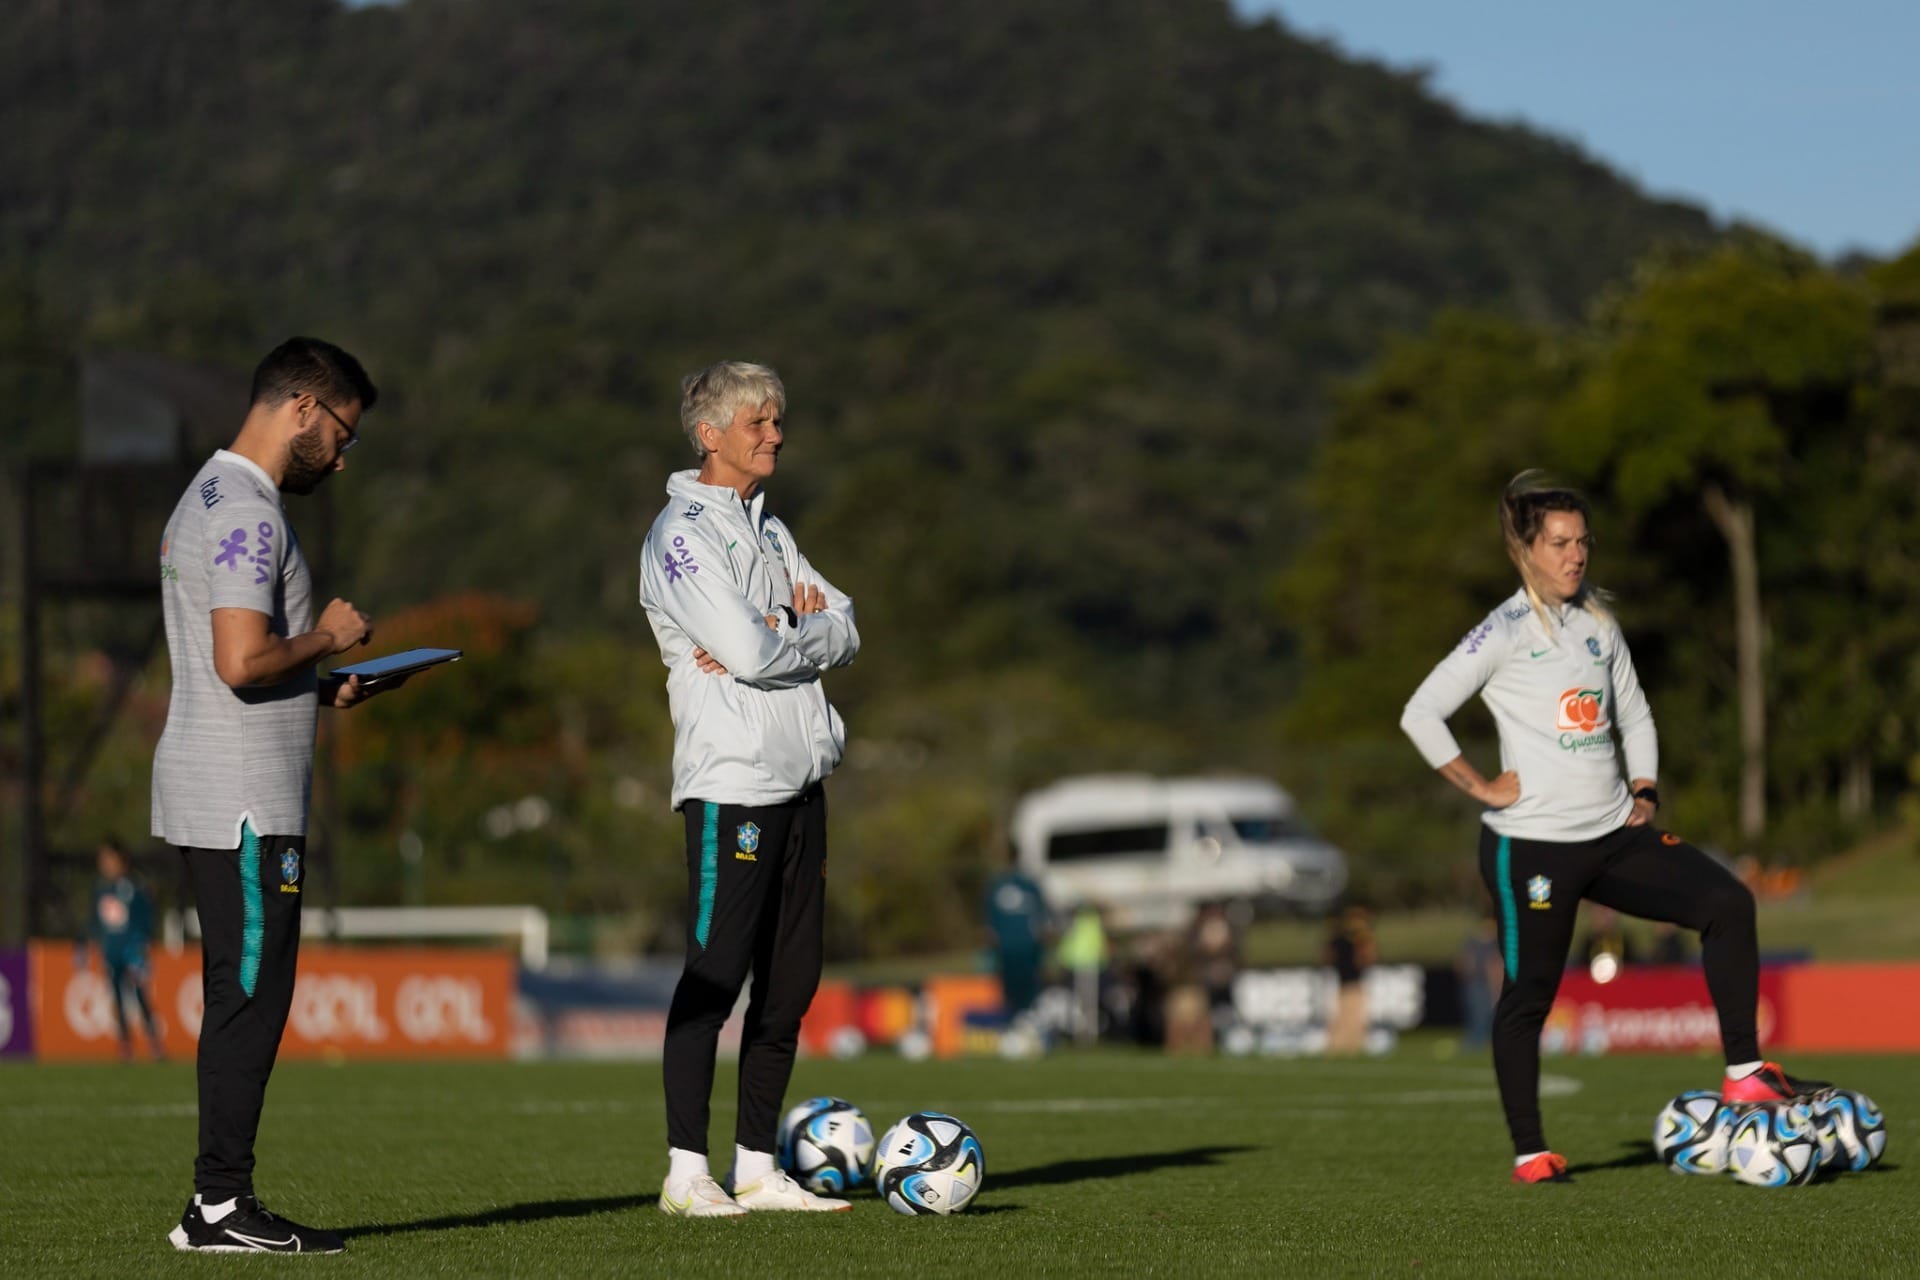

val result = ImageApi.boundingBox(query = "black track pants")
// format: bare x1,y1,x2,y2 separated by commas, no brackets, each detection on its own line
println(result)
662,786,827,1156
180,823,306,1198
1479,821,1759,1156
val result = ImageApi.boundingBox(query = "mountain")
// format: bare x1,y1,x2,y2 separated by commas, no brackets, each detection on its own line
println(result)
2,0,1715,713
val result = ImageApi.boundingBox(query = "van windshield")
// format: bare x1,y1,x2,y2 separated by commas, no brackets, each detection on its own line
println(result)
1230,815,1316,843
1046,825,1169,862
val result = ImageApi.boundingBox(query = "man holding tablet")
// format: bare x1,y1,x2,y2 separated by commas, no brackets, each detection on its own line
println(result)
639,361,860,1216
153,337,410,1254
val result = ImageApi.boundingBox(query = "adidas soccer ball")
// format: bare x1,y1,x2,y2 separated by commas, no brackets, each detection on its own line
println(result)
1653,1090,1734,1175
1727,1101,1821,1187
874,1111,984,1216
1809,1099,1843,1169
777,1096,876,1194
1812,1088,1888,1172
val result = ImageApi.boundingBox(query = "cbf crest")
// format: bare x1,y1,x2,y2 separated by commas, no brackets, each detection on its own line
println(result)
736,822,761,854
279,847,302,895
1526,874,1552,910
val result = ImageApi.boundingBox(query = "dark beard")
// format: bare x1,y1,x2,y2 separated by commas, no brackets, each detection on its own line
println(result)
281,424,334,495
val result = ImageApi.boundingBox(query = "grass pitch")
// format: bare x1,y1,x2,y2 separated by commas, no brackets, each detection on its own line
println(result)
1,1044,1913,1277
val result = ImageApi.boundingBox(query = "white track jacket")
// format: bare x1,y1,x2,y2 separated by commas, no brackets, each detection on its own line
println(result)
640,471,859,809
1400,588,1658,842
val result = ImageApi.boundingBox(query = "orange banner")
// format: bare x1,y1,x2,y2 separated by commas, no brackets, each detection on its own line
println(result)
29,941,513,1062
924,974,1003,1058
1778,963,1920,1051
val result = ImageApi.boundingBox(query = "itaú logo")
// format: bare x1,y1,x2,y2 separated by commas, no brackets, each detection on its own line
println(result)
395,976,494,1043
1556,687,1610,749
62,970,118,1039
290,975,389,1042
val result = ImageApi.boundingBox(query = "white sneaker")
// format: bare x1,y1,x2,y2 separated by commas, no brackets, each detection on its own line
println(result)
658,1173,748,1218
731,1169,853,1212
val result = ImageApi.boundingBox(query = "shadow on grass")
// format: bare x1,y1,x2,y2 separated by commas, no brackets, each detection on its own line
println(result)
340,1148,1257,1235
1567,1141,1661,1175
992,1145,1256,1191
341,1195,652,1239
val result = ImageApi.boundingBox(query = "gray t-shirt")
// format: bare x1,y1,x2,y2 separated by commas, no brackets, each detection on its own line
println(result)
151,450,318,848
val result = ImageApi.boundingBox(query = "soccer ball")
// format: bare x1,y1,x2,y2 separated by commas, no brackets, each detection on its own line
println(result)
777,1096,876,1194
874,1111,984,1216
1809,1099,1843,1169
1653,1090,1734,1175
1726,1101,1821,1187
1811,1088,1888,1172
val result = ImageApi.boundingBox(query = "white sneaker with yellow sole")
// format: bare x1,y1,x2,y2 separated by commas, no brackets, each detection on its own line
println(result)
731,1169,853,1212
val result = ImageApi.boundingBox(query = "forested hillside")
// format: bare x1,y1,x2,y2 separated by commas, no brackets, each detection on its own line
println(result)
3,0,1733,943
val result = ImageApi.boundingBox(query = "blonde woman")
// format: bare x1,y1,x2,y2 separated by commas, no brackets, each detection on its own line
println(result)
1400,474,1817,1184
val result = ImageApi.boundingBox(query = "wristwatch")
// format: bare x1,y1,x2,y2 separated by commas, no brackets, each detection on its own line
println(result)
1633,785,1660,808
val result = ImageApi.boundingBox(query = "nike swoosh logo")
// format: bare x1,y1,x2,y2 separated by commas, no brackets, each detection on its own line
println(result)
225,1230,298,1250
1530,649,1550,658
726,541,737,552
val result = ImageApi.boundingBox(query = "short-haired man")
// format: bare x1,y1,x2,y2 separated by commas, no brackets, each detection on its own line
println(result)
155,337,409,1253
639,361,860,1216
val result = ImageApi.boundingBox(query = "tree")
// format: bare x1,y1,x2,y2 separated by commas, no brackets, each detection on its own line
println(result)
1277,312,1584,893
1555,240,1875,844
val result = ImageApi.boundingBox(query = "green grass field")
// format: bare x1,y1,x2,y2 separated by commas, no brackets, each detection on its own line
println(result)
2,1044,1913,1277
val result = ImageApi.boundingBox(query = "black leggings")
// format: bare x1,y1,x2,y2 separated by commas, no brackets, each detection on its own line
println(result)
1479,822,1758,1155
662,786,827,1157
181,825,306,1198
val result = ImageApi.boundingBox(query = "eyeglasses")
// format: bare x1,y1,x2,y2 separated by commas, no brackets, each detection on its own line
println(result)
313,397,360,453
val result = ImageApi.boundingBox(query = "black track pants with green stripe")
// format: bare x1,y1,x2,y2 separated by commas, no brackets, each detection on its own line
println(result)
181,822,306,1198
1478,821,1759,1156
663,785,827,1157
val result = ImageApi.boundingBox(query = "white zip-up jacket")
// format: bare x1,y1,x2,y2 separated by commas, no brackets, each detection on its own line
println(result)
1400,587,1657,842
640,471,859,809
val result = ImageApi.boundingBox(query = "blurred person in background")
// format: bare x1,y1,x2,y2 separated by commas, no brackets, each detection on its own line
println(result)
1056,901,1110,1045
1649,920,1692,965
87,836,165,1062
152,337,405,1254
639,361,859,1218
982,852,1051,1021
1190,901,1242,1028
1324,904,1375,1054
1456,911,1502,1053
1577,903,1639,979
1400,471,1821,1186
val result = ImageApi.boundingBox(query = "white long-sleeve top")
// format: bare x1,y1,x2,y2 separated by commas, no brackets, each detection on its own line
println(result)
1400,587,1657,841
640,470,859,809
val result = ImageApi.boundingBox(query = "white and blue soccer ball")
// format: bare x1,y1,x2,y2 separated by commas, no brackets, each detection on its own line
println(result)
1727,1101,1822,1188
1811,1088,1888,1173
1653,1090,1735,1175
874,1111,984,1216
777,1096,876,1194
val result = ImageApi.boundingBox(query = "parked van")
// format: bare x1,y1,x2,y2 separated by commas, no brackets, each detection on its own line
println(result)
1010,775,1347,930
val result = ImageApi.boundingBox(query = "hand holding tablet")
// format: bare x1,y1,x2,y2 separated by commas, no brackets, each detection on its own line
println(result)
330,647,462,687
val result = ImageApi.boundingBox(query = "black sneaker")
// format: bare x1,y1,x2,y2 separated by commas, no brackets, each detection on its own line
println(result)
167,1195,346,1254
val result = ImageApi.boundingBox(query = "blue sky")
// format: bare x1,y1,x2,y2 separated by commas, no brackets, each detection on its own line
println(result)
1240,1,1920,259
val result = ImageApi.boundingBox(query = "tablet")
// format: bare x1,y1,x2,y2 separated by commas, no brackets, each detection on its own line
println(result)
330,647,462,684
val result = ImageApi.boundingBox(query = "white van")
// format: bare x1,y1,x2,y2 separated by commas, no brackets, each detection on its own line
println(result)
1010,775,1348,930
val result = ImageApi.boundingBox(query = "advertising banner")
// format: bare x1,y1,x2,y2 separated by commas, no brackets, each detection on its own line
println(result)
28,942,513,1062
1542,964,1785,1055
0,949,32,1059
1777,963,1920,1051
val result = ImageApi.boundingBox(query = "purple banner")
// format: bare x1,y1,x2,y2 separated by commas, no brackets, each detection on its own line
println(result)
0,949,31,1058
